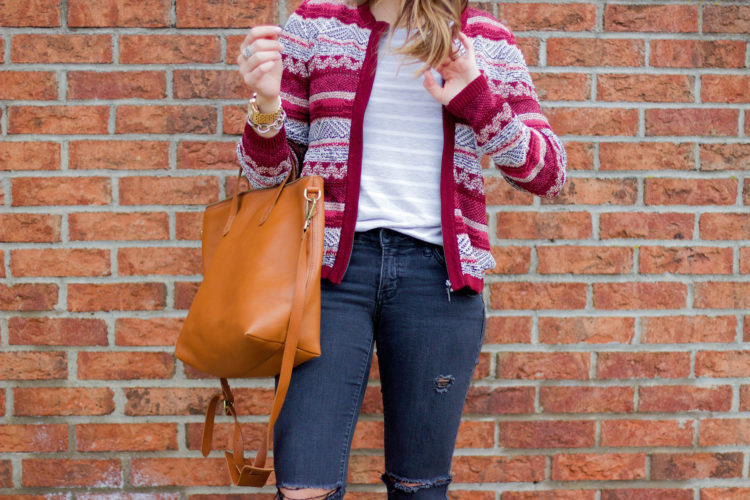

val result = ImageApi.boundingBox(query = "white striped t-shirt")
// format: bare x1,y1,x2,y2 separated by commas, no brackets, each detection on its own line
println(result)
355,27,445,246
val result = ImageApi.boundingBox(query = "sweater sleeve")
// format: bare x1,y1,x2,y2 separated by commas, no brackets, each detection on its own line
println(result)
446,29,566,199
236,1,313,189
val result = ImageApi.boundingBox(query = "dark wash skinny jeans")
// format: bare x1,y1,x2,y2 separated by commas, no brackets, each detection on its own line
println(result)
273,228,486,499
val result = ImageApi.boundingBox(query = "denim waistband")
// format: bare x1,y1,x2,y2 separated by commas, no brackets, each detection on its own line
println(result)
353,228,440,250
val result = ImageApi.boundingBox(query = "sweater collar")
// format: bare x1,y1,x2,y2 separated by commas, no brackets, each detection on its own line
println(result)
357,1,472,31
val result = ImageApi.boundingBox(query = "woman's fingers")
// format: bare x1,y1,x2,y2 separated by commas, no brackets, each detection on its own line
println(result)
423,70,444,103
241,25,282,49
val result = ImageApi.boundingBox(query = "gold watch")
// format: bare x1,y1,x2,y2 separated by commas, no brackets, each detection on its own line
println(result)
248,93,283,126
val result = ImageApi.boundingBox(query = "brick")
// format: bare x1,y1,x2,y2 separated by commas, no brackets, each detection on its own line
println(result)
594,282,687,310
503,493,596,500
600,142,694,171
465,387,535,415
598,74,693,103
537,245,632,274
497,211,591,239
0,71,57,100
702,75,750,104
0,461,9,487
119,176,219,205
540,386,633,413
701,144,750,171
652,453,742,480
742,386,750,411
12,176,111,206
14,387,114,416
178,141,238,170
69,140,169,170
743,248,750,274
0,424,67,452
545,108,638,136
11,34,111,63
498,352,589,380
498,3,596,31
120,35,222,64
174,281,200,309
602,490,692,500
642,316,736,344
449,492,495,500
488,246,530,274
11,248,110,277
500,420,594,448
69,211,169,241
552,453,646,480
531,72,590,101
639,246,733,274
10,106,109,135
701,489,750,500
118,247,201,276
700,419,750,446
703,5,750,34
646,109,738,137
563,141,595,170
600,212,693,240
700,214,750,240
0,0,60,26
68,283,166,311
22,459,122,487
0,214,61,242
696,351,750,378
9,317,108,346
456,421,495,448
348,455,384,483
116,317,182,346
539,316,634,344
131,458,228,486
544,178,638,205
484,316,532,344
176,0,276,27
68,0,170,27
490,282,587,310
176,212,203,240
174,70,246,99
68,71,166,100
77,423,176,452
124,387,219,415
78,352,173,380
452,455,545,483
116,105,217,134
645,178,737,205
602,420,694,447
639,385,731,412
0,142,60,171
546,38,643,67
604,5,697,32
597,352,690,379
79,495,178,500
0,352,66,380
695,282,750,309
222,104,247,135
650,40,746,68
0,283,58,311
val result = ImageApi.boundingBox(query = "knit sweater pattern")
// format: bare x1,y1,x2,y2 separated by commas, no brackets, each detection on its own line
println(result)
237,0,567,293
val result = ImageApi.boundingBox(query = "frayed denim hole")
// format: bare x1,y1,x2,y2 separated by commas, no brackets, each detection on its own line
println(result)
276,486,339,500
434,374,455,393
381,472,452,493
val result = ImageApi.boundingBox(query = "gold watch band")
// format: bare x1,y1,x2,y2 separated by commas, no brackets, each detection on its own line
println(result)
248,94,282,126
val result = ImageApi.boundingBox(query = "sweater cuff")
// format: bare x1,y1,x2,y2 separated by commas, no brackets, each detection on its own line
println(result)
447,74,493,122
241,119,289,163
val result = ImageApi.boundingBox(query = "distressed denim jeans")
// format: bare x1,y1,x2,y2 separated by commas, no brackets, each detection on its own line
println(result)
273,228,486,499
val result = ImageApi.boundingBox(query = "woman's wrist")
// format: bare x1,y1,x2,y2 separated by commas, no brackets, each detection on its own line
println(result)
255,94,281,114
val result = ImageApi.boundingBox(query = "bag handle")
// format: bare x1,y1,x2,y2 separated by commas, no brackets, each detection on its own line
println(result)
202,183,319,487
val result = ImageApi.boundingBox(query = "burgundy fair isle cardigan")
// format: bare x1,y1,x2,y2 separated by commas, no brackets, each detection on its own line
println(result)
237,0,567,293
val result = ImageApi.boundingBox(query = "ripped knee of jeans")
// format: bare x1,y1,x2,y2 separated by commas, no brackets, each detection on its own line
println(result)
276,486,340,500
381,471,452,494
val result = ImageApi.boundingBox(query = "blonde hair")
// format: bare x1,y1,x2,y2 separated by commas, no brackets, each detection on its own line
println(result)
358,0,468,74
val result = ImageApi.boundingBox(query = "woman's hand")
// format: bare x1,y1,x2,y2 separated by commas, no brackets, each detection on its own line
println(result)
237,25,284,112
423,32,482,106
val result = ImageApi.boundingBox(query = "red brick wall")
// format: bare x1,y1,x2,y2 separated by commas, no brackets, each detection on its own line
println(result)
1,0,749,498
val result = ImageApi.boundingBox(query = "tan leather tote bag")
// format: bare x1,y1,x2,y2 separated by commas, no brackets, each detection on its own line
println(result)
175,166,324,487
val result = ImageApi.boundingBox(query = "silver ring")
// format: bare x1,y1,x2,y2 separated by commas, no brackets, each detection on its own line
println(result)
242,46,253,59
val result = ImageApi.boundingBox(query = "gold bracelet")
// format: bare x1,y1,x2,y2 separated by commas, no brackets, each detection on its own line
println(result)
248,93,285,133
